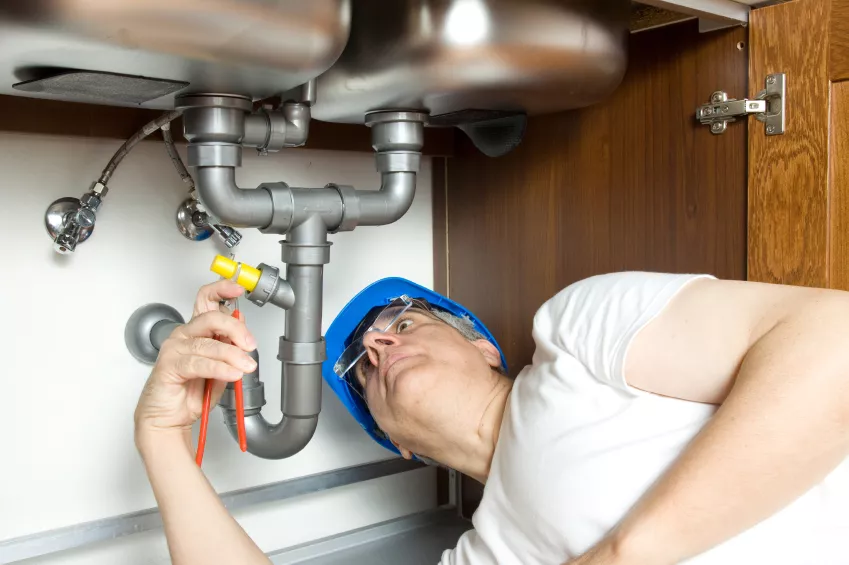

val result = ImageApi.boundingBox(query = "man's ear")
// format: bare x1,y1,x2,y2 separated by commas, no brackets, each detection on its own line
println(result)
391,439,414,460
472,339,502,369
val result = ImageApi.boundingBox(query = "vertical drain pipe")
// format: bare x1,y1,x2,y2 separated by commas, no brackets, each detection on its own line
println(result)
220,216,328,458
281,215,328,439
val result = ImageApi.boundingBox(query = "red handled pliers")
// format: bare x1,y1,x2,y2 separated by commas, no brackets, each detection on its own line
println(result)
195,302,248,466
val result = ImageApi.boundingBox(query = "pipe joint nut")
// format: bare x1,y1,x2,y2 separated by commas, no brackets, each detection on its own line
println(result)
259,183,295,235
79,192,103,212
188,143,242,167
375,151,421,173
281,241,331,265
327,183,360,232
247,263,296,310
245,263,279,307
278,338,327,365
220,383,266,413
242,113,272,150
265,112,289,151
177,94,252,144
243,103,311,153
90,181,109,198
365,111,427,153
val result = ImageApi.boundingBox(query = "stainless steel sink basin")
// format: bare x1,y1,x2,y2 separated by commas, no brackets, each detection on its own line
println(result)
311,0,629,124
0,0,351,108
0,0,628,125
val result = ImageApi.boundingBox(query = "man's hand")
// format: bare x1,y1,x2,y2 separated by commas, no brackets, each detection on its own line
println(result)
134,280,271,565
134,280,256,453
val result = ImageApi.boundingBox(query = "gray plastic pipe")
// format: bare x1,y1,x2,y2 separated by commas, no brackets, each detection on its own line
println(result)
225,413,318,460
221,216,326,459
196,169,417,232
195,167,274,228
357,171,416,226
176,96,427,460
243,103,311,151
150,320,181,350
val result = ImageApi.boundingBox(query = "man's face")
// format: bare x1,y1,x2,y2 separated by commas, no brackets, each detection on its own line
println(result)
352,305,502,459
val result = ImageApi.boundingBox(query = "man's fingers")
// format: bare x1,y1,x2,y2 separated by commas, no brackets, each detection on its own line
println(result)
174,311,257,352
193,280,246,316
173,354,247,383
209,380,231,407
185,379,232,418
170,337,257,374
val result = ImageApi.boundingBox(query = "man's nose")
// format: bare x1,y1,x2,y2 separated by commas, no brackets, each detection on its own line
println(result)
363,330,400,366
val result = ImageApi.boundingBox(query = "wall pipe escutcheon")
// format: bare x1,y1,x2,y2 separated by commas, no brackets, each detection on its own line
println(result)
125,303,185,364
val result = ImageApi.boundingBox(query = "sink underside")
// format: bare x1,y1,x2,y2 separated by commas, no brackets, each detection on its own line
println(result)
310,0,630,123
0,0,351,109
0,0,631,123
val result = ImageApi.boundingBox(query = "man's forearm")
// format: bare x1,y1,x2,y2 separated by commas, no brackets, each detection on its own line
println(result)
611,297,849,564
140,433,271,565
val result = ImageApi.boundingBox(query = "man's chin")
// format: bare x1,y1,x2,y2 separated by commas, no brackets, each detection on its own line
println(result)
384,355,423,389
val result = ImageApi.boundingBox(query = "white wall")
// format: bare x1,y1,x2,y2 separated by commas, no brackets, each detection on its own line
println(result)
0,132,436,563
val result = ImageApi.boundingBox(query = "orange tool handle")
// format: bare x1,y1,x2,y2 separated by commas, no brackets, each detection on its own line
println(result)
195,380,214,466
195,308,248,467
232,309,248,452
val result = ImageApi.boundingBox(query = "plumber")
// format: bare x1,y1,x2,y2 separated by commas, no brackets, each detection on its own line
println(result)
134,271,849,565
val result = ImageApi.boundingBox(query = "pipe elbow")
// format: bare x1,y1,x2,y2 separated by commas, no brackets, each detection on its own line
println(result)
242,103,311,151
195,167,274,229
356,171,417,226
224,412,318,460
283,103,310,148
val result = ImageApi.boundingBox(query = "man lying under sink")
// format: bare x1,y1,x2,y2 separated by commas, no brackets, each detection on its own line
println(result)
134,272,849,564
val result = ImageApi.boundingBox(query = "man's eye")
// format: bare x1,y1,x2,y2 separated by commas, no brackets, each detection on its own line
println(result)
396,319,414,332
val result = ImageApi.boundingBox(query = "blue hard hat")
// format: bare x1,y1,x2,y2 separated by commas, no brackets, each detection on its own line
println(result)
321,277,507,455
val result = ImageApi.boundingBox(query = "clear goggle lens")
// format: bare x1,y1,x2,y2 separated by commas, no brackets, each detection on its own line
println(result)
333,295,414,379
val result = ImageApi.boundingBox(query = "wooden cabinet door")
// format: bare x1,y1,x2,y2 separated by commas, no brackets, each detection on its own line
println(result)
748,0,849,289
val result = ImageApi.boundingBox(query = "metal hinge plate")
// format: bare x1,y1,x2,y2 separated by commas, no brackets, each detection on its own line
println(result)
697,73,786,136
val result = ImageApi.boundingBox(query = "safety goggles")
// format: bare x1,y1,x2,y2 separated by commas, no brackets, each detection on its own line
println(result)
333,295,415,379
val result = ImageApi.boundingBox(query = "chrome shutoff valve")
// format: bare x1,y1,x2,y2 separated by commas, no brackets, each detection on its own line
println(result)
45,182,108,254
176,195,243,248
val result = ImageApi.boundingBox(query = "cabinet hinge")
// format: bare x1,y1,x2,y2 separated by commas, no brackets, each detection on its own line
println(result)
697,73,786,135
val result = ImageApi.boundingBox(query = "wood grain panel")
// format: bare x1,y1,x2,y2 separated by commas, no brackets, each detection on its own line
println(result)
0,94,455,156
830,82,849,290
831,0,849,82
748,0,831,286
446,21,747,377
432,157,449,296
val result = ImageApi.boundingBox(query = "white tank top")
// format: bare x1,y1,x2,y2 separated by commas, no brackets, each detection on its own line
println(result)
442,272,849,565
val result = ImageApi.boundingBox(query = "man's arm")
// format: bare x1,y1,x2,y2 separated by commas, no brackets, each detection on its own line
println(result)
134,280,271,565
139,434,272,565
588,279,849,564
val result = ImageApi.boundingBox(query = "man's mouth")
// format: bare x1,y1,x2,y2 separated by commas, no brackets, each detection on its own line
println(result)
381,353,411,381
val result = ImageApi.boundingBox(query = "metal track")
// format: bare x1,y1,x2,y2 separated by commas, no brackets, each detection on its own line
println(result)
0,458,422,564
270,507,469,565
